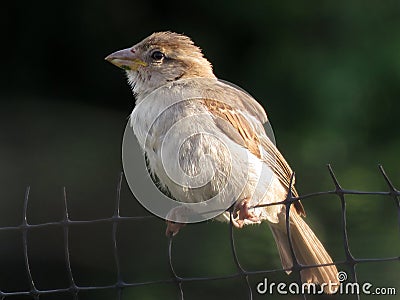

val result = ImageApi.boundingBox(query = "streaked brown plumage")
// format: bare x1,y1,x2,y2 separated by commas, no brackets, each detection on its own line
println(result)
106,31,339,293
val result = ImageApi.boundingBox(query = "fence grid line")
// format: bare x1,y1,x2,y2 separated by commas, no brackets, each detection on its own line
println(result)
0,165,399,299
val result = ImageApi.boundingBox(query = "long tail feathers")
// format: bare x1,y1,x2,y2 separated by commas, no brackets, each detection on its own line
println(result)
269,208,339,294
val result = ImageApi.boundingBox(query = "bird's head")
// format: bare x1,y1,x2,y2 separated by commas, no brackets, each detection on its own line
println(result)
106,31,215,98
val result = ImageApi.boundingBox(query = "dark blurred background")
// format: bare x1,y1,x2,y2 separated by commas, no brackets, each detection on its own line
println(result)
1,1,399,299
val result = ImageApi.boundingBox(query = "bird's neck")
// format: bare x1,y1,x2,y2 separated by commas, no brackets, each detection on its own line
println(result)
133,73,217,104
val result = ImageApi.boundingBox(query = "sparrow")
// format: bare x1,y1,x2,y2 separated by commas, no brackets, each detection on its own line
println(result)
106,31,339,292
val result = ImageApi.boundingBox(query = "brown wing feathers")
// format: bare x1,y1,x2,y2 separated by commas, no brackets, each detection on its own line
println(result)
203,99,262,160
203,98,305,217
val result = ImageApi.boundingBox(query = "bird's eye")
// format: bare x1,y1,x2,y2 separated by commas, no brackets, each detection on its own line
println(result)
151,51,165,61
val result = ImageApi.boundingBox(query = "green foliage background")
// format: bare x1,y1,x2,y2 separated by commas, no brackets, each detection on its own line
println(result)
1,1,399,299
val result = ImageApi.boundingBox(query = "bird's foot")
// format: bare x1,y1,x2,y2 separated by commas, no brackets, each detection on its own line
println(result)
165,205,189,237
166,221,186,237
232,198,260,228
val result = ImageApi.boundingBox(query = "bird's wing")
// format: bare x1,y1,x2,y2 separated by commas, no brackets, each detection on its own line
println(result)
202,97,305,217
213,80,269,124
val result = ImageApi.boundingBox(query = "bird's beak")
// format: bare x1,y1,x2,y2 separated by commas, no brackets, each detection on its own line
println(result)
105,48,147,71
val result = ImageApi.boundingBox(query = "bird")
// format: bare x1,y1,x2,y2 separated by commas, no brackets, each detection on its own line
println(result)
106,31,339,293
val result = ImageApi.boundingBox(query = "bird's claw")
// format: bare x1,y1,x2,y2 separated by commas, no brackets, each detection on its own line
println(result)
165,206,189,237
166,221,186,237
232,198,260,228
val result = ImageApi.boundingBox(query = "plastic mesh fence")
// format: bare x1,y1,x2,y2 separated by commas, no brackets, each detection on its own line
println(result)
0,165,399,300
